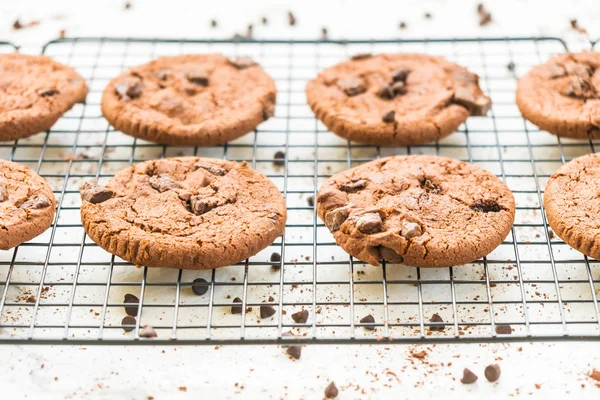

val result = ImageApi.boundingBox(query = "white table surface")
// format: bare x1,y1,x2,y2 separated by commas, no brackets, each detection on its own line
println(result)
2,0,600,399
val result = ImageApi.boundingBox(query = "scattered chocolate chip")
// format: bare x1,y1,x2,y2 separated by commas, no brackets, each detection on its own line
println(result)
12,19,39,31
424,12,432,19
20,194,51,210
324,382,338,398
190,196,215,216
124,294,139,316
351,53,372,61
495,324,512,334
194,162,226,176
269,152,285,168
560,75,596,99
210,19,217,28
507,61,516,72
380,246,404,263
548,230,555,240
392,81,407,96
191,278,209,296
292,309,309,323
80,181,114,204
325,206,352,231
229,56,258,70
260,305,276,319
337,76,366,96
286,345,301,359
12,20,22,30
139,325,157,338
355,212,383,234
184,67,209,86
0,185,7,202
115,78,143,100
37,88,59,97
360,314,375,330
461,368,478,384
401,221,423,239
270,252,282,263
340,179,367,193
392,66,411,82
484,364,501,382
231,297,243,314
307,196,314,207
399,21,407,29
477,4,492,26
261,16,268,25
470,199,501,213
382,110,395,123
570,19,587,35
321,27,328,40
453,86,491,116
123,1,132,9
429,313,445,332
288,11,296,26
121,315,136,332
245,24,254,39
377,84,394,100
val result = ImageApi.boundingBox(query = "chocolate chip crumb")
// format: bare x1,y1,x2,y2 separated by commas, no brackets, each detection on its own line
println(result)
191,278,209,296
210,19,217,28
270,252,282,263
495,324,512,334
260,305,276,319
124,294,139,316
477,3,493,26
399,22,407,29
355,213,383,234
360,314,375,330
121,315,136,332
429,313,445,332
470,199,501,213
139,325,157,338
123,1,132,9
321,27,328,40
461,368,478,384
80,181,114,204
288,11,296,26
424,12,432,19
307,196,314,207
286,345,302,360
21,194,51,210
324,382,339,398
292,309,309,323
231,297,243,314
484,364,501,382
382,110,395,123
261,16,268,25
273,150,286,166
570,19,588,35
351,53,372,61
507,61,516,72
401,221,423,239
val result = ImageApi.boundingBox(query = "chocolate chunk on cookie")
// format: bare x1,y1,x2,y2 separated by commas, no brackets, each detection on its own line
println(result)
316,155,515,267
0,160,56,249
306,53,491,146
0,54,88,142
544,153,600,260
517,51,600,139
101,54,276,146
80,157,286,270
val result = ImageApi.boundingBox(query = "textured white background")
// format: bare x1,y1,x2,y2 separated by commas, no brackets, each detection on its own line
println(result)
1,0,600,399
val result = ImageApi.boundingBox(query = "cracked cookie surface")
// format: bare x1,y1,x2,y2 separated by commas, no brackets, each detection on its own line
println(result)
517,51,600,139
544,153,600,259
80,157,286,269
305,53,491,146
101,54,276,146
316,155,515,267
0,160,56,249
0,53,88,141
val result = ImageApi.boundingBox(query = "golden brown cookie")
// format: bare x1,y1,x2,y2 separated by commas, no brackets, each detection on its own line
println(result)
0,160,56,249
516,51,600,139
79,157,286,270
0,53,88,141
305,53,491,146
316,155,515,267
101,54,276,146
544,153,600,259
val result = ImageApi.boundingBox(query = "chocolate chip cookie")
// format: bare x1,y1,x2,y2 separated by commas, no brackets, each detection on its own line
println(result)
517,51,600,139
544,153,600,259
101,55,276,146
80,157,286,269
0,53,88,141
305,53,491,146
316,155,515,267
0,160,56,249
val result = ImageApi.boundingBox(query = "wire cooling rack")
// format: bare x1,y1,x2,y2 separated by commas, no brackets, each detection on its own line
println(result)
0,37,599,345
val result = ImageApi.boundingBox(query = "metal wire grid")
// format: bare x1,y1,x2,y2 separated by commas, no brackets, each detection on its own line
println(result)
0,37,599,345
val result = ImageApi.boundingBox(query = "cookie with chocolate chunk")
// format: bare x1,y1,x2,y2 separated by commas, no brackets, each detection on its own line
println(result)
79,157,286,269
517,51,600,139
305,53,491,146
0,53,87,141
0,160,56,249
544,153,600,259
316,155,515,267
101,54,276,146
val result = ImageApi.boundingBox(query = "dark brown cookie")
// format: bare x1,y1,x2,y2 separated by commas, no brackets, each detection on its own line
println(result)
544,153,600,259
316,155,515,267
101,54,276,146
0,53,88,141
0,160,56,249
305,53,491,146
80,157,286,269
517,51,600,139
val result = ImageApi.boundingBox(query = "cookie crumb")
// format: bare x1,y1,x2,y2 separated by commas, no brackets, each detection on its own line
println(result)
288,11,296,26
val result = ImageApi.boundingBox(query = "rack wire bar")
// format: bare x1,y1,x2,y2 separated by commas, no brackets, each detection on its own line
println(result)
0,37,599,345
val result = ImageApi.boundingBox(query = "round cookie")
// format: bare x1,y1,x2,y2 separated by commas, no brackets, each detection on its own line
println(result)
79,157,286,269
544,153,600,259
101,54,277,146
516,51,600,139
0,160,56,250
0,53,88,142
316,155,515,268
305,53,491,146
